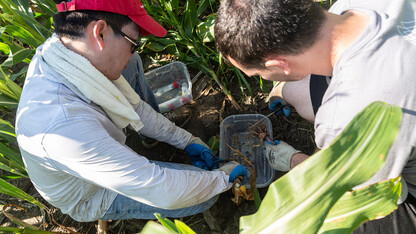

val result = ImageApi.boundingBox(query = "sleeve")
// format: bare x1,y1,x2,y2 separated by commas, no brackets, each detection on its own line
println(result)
328,0,350,14
42,117,231,209
314,122,343,149
134,100,192,149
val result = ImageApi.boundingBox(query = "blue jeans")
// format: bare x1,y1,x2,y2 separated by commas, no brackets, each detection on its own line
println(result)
101,161,218,220
122,52,160,112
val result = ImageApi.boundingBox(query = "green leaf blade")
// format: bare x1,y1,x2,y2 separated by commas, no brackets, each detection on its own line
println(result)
0,118,17,143
0,178,45,210
174,219,196,234
155,213,179,232
142,221,177,234
320,177,401,233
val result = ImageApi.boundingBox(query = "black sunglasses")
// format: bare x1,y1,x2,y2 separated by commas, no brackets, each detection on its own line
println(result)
90,17,140,54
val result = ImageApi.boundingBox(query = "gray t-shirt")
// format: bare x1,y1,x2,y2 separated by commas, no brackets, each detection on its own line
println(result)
315,0,416,198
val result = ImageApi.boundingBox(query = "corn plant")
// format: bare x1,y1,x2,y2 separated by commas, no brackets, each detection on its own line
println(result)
141,101,403,233
141,0,259,109
0,0,55,81
0,0,54,228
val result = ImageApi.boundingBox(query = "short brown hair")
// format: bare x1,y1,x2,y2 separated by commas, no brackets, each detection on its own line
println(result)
214,0,325,68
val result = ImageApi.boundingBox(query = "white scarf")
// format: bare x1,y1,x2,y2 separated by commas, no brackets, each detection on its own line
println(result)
40,34,144,131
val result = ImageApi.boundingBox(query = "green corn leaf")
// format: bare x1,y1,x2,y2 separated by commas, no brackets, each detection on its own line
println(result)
234,67,253,99
0,26,5,35
167,31,184,41
1,48,34,67
10,65,28,81
196,15,215,43
319,177,401,233
31,0,58,16
5,75,22,98
174,219,196,234
0,118,17,143
0,141,24,167
2,25,40,48
0,226,54,233
0,141,27,177
0,95,19,108
255,76,270,93
254,188,262,211
0,178,46,210
0,79,20,101
171,0,180,14
155,213,179,232
145,38,178,52
0,42,10,55
13,10,52,40
0,0,18,16
0,159,27,178
183,0,198,39
34,12,53,31
0,67,7,81
13,0,32,17
207,135,220,156
1,173,23,180
240,101,402,233
0,0,50,42
158,0,180,27
197,0,211,17
142,221,177,234
0,66,22,99
145,42,170,52
162,0,174,13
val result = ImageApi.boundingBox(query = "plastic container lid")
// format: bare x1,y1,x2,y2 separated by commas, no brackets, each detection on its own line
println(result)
219,114,274,188
145,62,193,113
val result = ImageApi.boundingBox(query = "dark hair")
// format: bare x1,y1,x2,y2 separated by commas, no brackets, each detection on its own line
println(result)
214,0,325,68
52,1,133,39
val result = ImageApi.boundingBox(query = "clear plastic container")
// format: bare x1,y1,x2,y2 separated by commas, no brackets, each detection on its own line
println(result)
219,114,274,188
145,62,193,113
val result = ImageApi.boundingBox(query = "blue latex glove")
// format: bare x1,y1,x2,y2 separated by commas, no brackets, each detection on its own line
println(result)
270,99,291,117
185,137,223,170
192,158,223,170
229,165,248,184
265,139,281,145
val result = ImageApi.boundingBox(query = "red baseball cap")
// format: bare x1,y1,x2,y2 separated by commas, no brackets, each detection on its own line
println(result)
56,0,167,37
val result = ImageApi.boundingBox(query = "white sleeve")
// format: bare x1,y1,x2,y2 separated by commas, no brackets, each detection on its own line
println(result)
42,117,231,209
134,100,192,149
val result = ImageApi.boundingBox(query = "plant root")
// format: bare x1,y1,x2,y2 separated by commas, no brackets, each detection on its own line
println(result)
247,120,269,147
228,146,257,204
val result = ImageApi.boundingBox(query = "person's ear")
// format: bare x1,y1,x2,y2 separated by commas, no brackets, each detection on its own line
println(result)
91,20,107,51
265,58,290,75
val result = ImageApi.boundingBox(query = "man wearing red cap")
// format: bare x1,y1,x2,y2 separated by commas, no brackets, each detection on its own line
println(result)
15,0,247,222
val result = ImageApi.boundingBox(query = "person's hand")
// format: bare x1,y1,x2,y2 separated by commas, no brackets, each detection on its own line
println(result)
265,140,301,171
185,137,223,170
269,99,291,117
216,161,248,184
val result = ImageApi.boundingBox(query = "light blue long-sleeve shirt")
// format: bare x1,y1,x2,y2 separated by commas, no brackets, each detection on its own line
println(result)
15,47,231,222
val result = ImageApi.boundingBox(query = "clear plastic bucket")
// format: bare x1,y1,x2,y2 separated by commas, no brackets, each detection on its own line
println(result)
219,114,274,188
145,62,193,113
